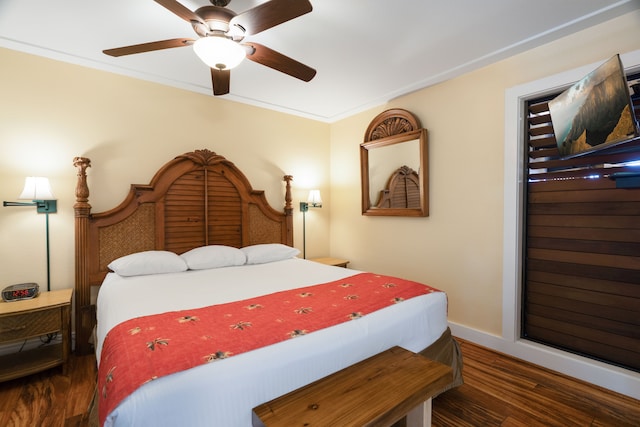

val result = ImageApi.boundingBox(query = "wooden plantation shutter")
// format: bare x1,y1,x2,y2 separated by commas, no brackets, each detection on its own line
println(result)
523,72,640,372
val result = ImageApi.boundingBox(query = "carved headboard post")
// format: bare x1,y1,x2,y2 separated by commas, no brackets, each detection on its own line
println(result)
73,156,93,355
283,175,293,245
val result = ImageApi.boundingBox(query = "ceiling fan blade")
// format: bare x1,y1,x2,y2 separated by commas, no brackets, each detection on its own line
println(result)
244,42,316,82
154,0,205,25
211,68,230,95
103,38,194,57
230,0,312,36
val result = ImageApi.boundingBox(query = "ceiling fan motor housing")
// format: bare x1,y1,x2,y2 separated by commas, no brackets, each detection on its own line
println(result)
193,6,244,41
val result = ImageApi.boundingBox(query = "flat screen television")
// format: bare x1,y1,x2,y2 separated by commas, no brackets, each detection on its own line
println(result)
549,54,638,159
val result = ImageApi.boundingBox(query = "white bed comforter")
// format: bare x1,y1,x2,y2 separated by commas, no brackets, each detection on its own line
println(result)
97,258,448,427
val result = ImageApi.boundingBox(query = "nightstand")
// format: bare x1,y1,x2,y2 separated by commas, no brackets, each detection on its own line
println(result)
310,257,350,268
0,288,73,382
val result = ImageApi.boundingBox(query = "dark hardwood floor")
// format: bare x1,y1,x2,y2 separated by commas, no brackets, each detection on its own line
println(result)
0,338,638,426
0,352,96,427
433,339,640,427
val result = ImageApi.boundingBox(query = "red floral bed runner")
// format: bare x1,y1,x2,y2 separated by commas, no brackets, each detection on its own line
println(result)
98,272,440,424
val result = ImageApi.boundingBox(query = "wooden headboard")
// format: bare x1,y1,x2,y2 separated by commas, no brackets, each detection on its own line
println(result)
73,149,293,354
375,165,421,209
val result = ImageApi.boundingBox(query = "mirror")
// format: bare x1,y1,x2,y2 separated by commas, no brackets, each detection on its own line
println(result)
360,109,428,216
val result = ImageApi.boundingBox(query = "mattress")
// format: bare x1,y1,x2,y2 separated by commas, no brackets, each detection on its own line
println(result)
96,258,449,427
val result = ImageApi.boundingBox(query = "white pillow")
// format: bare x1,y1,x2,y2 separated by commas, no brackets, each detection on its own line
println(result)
180,245,246,270
241,243,300,265
108,250,188,277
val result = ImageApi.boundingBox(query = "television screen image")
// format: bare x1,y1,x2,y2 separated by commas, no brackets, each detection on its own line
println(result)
549,54,638,158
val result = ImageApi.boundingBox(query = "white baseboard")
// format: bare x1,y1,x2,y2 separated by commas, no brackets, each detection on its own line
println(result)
449,322,640,400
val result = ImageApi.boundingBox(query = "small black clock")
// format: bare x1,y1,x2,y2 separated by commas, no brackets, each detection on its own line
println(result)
2,283,40,302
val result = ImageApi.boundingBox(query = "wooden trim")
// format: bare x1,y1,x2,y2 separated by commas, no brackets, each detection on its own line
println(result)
364,108,421,142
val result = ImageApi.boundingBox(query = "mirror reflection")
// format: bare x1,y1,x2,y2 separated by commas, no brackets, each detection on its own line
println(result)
369,139,420,207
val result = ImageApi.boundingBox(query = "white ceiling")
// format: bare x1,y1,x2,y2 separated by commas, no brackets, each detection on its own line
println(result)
1,0,639,122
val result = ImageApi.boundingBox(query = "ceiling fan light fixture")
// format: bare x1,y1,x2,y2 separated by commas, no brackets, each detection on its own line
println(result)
193,36,246,70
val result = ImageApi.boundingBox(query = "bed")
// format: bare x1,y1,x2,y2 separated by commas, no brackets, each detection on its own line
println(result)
72,149,463,426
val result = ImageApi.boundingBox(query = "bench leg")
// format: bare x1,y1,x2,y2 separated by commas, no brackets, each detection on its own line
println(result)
404,398,432,427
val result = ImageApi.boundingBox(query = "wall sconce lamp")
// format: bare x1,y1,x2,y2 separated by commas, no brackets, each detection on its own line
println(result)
300,190,322,259
3,177,57,291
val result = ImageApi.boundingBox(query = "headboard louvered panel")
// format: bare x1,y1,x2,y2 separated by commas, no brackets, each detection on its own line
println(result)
205,170,243,248
375,166,420,209
165,171,207,253
73,149,294,354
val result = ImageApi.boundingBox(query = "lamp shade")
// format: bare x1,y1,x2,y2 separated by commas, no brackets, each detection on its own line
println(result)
193,37,246,71
18,177,54,200
307,189,322,207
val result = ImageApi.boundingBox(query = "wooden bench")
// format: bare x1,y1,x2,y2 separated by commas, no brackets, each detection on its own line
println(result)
252,346,453,427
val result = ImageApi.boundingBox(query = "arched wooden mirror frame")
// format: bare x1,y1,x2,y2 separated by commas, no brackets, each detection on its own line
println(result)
360,109,429,217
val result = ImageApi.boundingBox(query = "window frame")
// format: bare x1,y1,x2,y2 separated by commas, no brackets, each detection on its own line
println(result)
500,49,640,396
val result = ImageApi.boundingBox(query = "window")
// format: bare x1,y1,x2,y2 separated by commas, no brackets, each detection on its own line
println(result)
521,72,640,372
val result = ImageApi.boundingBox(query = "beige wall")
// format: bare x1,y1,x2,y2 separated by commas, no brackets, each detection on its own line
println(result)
329,10,640,337
0,48,330,292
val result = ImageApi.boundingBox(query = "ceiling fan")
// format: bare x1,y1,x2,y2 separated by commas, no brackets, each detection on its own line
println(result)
103,0,316,95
